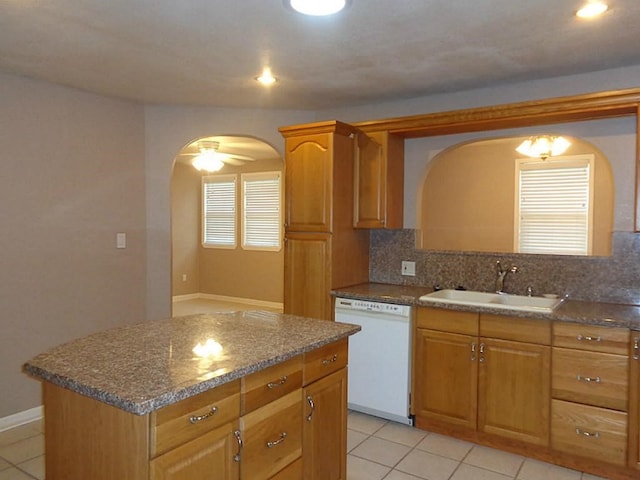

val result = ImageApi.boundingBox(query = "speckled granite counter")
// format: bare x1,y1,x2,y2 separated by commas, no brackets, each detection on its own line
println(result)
332,282,640,330
24,310,360,415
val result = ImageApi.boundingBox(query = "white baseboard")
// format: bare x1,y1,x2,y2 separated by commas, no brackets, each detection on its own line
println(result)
0,406,43,432
172,293,283,311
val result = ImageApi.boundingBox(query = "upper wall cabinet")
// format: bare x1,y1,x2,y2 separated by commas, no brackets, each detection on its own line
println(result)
281,121,356,233
353,130,404,229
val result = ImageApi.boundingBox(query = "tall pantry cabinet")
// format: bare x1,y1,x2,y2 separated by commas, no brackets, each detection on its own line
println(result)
279,121,369,320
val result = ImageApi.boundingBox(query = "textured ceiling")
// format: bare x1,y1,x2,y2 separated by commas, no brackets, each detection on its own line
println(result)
1,0,639,110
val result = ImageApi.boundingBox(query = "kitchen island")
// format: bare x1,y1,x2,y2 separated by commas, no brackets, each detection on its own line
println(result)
24,310,360,480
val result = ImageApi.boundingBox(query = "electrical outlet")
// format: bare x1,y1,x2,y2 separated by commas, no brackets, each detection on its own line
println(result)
401,261,416,276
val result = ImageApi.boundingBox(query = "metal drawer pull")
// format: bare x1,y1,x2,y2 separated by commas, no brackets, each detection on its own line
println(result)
189,406,218,424
576,334,602,342
267,432,287,448
577,375,601,383
479,343,485,363
633,337,639,360
267,376,288,389
471,342,476,361
575,428,600,439
306,395,315,421
233,430,243,462
322,354,338,365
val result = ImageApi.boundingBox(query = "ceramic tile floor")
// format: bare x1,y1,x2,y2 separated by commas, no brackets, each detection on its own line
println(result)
0,420,44,480
172,297,283,316
346,411,608,480
0,412,613,480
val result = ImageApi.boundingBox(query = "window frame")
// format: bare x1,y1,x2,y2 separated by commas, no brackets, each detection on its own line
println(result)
514,154,595,256
201,174,237,249
241,171,282,252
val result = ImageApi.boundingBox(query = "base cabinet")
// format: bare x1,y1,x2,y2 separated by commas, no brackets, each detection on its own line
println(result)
150,422,240,480
303,368,348,480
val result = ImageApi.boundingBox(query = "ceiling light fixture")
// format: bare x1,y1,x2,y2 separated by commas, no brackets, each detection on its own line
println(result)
516,135,571,160
192,148,228,172
286,0,350,16
256,68,277,86
576,1,608,18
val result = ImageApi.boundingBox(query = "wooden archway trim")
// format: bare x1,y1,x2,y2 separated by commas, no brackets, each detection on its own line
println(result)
351,87,640,231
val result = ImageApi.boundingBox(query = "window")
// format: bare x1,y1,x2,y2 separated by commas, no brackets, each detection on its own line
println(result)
242,172,282,251
202,174,236,248
515,155,594,255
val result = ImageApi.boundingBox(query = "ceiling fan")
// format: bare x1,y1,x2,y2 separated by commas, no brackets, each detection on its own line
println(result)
179,139,256,172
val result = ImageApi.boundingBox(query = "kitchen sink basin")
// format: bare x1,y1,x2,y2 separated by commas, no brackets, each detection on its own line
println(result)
419,289,563,313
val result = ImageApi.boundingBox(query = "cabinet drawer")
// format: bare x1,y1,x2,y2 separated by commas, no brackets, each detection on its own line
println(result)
480,314,551,345
552,348,628,411
416,307,479,336
242,355,303,415
553,322,629,354
269,457,302,479
240,389,303,480
303,339,348,385
551,399,627,466
151,380,240,457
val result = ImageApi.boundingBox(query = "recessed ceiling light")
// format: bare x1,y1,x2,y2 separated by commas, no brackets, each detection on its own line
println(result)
256,68,277,86
576,1,608,18
285,0,350,16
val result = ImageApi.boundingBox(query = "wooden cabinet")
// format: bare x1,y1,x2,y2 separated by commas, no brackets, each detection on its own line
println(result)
302,340,348,480
353,130,404,229
630,333,640,470
551,322,630,467
413,308,551,447
280,121,369,320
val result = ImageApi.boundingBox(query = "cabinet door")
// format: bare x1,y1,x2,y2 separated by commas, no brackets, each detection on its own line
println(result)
413,329,478,429
303,368,347,480
150,422,240,480
353,131,403,229
283,233,331,320
478,338,550,446
630,333,640,470
284,134,333,232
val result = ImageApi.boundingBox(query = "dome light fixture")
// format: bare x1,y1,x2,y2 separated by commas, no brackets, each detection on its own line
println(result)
576,1,608,19
285,0,350,16
516,135,571,160
192,148,228,172
256,67,277,86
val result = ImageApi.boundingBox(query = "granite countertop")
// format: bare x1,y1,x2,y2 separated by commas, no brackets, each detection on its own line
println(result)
332,283,640,330
24,311,360,416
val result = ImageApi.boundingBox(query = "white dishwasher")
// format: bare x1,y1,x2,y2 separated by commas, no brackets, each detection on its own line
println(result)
335,297,413,425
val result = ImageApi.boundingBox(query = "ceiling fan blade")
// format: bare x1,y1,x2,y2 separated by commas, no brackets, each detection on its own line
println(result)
222,158,246,166
218,152,256,161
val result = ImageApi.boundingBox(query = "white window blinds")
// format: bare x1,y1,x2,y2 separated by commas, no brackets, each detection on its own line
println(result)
515,155,594,255
242,172,282,250
202,175,237,248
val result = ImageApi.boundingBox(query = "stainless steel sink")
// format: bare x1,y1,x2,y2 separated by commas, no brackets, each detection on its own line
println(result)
419,289,563,313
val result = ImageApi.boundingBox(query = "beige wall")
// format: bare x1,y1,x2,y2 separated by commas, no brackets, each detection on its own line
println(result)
0,73,146,418
171,163,201,296
171,156,284,303
419,137,614,255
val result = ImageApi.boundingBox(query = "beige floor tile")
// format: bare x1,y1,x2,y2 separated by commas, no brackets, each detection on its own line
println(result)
172,298,282,316
450,463,513,480
16,456,44,480
517,458,581,480
348,411,387,435
0,467,35,480
351,436,411,468
0,459,10,472
463,444,523,477
347,454,391,480
415,432,474,461
374,422,427,447
0,423,41,448
0,435,44,465
383,470,425,480
395,449,459,480
348,429,369,452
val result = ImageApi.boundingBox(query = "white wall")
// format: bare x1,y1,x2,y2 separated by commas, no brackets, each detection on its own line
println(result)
0,73,146,417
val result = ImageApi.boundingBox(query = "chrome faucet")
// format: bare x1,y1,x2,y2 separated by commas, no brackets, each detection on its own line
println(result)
496,260,518,294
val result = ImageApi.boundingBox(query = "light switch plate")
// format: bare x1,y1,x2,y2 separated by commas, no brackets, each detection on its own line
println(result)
401,261,416,276
116,232,126,249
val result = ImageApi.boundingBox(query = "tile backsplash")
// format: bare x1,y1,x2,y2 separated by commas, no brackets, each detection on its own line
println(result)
369,229,640,305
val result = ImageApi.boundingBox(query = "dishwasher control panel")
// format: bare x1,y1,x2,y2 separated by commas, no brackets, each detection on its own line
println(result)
335,297,411,317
